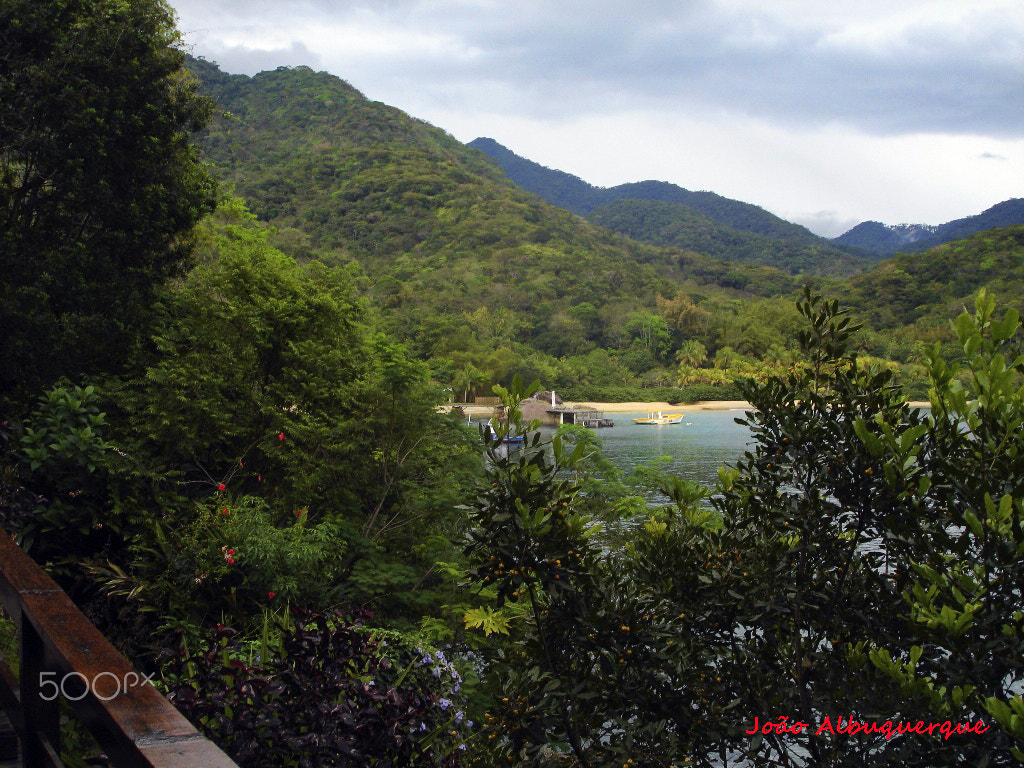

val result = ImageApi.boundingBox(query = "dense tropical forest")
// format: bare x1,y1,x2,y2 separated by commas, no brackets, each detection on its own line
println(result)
2,1,1024,766
183,56,1024,404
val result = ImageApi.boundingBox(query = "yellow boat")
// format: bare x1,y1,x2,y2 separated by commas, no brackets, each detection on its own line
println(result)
633,412,684,425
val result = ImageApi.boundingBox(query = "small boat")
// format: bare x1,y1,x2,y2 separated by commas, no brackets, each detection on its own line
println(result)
633,412,684,425
486,419,525,443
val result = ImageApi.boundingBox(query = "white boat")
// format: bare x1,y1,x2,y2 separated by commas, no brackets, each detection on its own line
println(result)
485,419,525,443
633,412,684,425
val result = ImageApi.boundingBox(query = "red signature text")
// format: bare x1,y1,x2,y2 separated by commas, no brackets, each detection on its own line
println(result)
745,716,811,735
746,716,989,741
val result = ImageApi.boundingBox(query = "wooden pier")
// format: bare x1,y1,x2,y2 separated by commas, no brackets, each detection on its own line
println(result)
543,407,614,428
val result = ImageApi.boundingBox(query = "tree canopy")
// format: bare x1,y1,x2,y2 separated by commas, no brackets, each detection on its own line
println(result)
0,0,216,409
464,291,1024,765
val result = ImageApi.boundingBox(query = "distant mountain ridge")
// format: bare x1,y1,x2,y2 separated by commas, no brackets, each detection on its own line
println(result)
469,138,802,231
835,199,1024,255
469,138,1024,268
833,222,939,253
468,137,871,276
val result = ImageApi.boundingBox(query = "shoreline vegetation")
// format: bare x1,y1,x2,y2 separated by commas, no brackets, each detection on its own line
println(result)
452,399,753,417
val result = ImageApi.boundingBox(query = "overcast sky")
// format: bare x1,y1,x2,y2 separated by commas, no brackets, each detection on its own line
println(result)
168,0,1023,237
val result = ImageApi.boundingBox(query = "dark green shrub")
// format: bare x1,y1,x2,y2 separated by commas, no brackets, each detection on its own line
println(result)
165,609,472,767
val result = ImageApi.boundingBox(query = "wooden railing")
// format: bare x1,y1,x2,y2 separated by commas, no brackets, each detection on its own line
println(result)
0,532,238,767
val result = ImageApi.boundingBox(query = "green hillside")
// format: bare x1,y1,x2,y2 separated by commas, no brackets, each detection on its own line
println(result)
186,58,809,394
839,224,1024,329
189,59,797,302
468,137,870,276
185,58,1024,400
911,199,1024,252
799,224,1024,380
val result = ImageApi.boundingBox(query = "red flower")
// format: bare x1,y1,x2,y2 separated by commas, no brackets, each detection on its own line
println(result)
268,591,276,599
217,483,226,492
226,556,235,565
278,432,285,442
227,548,235,555
221,508,229,515
295,509,303,516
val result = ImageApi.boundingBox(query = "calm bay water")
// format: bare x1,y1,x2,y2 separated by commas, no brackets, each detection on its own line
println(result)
478,407,756,493
576,409,754,490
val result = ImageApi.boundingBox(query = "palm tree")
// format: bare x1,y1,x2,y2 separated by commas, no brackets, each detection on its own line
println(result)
675,340,708,368
453,363,489,403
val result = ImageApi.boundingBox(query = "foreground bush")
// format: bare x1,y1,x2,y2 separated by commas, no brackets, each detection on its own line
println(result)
165,608,472,767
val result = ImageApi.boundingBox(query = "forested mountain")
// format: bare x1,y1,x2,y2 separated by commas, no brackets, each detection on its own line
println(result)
834,198,1024,254
184,57,1023,398
468,137,870,276
836,224,1024,331
832,221,939,253
186,57,799,368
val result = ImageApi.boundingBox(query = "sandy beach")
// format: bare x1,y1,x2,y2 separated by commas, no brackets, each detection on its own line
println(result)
564,400,753,413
